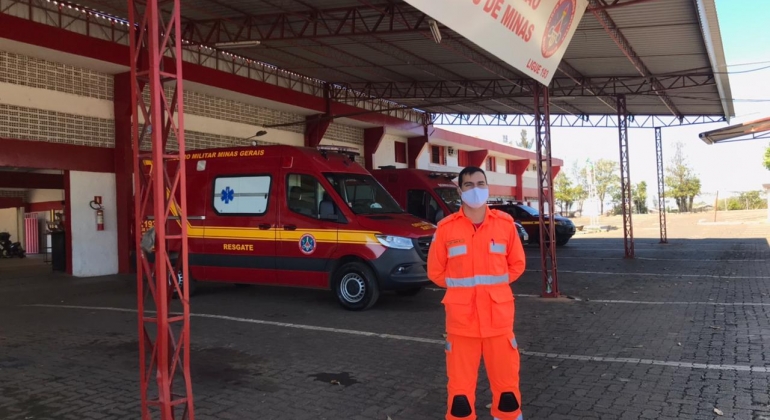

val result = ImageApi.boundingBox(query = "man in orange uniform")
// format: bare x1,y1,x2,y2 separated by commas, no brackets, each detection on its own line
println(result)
428,166,526,420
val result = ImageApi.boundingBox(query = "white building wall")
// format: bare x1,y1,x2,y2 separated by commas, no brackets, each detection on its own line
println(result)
495,158,506,174
373,134,408,169
446,151,459,168
27,189,64,203
0,208,19,245
0,50,366,153
523,173,539,189
69,171,118,277
416,145,430,169
487,172,518,189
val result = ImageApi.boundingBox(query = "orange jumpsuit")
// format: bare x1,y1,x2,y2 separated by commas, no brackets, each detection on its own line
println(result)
428,206,526,420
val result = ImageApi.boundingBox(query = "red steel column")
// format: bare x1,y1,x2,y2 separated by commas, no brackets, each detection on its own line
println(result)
128,0,194,419
407,135,428,169
363,127,385,171
534,84,559,298
114,72,134,274
617,95,635,258
508,160,529,201
655,127,668,244
64,170,72,275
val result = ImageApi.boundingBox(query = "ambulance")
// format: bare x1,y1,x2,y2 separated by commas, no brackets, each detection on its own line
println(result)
371,167,529,244
141,145,436,311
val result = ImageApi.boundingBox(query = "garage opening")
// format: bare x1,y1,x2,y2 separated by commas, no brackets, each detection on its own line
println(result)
0,167,66,271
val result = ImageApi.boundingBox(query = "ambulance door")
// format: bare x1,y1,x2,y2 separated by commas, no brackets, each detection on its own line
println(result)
203,172,277,284
277,172,340,288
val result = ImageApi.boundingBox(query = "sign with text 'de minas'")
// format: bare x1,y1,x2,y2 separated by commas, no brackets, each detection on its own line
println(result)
403,0,589,85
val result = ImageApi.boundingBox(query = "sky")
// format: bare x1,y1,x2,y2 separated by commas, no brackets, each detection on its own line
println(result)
437,0,770,202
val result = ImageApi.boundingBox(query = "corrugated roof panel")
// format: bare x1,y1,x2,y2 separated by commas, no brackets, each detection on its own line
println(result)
564,30,628,59
64,0,732,118
606,0,698,26
642,56,711,74
563,57,641,77
621,25,706,57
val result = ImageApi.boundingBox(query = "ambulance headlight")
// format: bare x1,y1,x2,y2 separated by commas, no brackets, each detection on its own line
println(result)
375,235,414,250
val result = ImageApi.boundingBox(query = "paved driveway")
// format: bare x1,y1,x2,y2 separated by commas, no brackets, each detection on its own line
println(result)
1,219,769,419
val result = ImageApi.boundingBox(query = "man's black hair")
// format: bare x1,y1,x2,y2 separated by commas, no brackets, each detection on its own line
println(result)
457,166,487,186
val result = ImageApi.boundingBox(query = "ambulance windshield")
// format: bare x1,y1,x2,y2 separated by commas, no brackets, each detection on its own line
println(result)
435,188,461,213
325,173,404,215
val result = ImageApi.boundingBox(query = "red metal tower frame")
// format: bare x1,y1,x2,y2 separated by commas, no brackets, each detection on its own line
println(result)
616,95,634,258
534,84,559,298
128,0,194,418
655,127,668,244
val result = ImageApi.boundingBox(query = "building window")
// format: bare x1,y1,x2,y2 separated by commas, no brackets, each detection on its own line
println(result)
394,141,407,164
458,150,469,167
431,145,446,165
486,156,496,172
213,175,271,215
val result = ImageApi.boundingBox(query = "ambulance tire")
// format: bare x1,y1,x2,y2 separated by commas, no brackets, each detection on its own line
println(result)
333,261,380,311
171,269,197,299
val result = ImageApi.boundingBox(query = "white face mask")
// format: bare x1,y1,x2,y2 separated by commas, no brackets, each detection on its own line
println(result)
461,187,489,209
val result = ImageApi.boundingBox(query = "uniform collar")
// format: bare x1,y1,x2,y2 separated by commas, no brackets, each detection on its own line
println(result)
459,205,493,224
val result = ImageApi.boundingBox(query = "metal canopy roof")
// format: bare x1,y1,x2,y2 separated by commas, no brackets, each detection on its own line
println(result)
72,0,734,121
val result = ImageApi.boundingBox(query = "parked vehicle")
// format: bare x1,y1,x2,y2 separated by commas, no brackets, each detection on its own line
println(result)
0,232,26,258
488,201,576,246
141,145,435,310
371,167,529,244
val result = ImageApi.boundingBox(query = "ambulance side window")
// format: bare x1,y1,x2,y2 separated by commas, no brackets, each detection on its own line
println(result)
212,175,271,215
286,173,334,219
407,190,440,224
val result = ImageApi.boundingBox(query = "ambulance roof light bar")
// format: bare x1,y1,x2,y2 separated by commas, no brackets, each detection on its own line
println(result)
427,171,458,179
317,145,360,161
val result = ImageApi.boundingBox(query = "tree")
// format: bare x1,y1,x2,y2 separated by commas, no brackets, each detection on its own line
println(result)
516,129,534,149
632,181,648,214
553,173,576,213
764,144,770,171
665,141,701,212
570,160,588,213
737,191,767,210
586,159,619,215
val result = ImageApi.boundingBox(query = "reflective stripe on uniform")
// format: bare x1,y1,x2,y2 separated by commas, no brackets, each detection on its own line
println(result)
490,243,506,254
448,244,468,257
446,274,508,288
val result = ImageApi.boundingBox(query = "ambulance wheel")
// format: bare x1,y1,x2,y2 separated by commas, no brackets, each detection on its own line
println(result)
171,269,197,299
333,261,380,311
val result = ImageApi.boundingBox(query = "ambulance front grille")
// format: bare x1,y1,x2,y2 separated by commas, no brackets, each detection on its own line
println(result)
416,236,432,261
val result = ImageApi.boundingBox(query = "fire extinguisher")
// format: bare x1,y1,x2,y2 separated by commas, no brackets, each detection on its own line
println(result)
90,196,104,231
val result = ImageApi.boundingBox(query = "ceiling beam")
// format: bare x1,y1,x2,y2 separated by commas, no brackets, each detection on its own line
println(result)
556,61,617,113
181,3,431,44
337,73,716,100
588,0,683,118
0,173,64,189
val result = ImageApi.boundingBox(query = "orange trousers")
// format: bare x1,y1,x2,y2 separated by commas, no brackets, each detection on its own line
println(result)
445,332,522,420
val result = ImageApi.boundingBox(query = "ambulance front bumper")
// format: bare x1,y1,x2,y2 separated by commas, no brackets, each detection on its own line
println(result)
371,248,431,291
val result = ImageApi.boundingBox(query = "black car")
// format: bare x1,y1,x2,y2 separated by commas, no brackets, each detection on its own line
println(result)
490,202,576,246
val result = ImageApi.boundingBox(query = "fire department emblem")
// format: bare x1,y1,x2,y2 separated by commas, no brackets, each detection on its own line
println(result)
542,0,577,58
299,233,316,255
